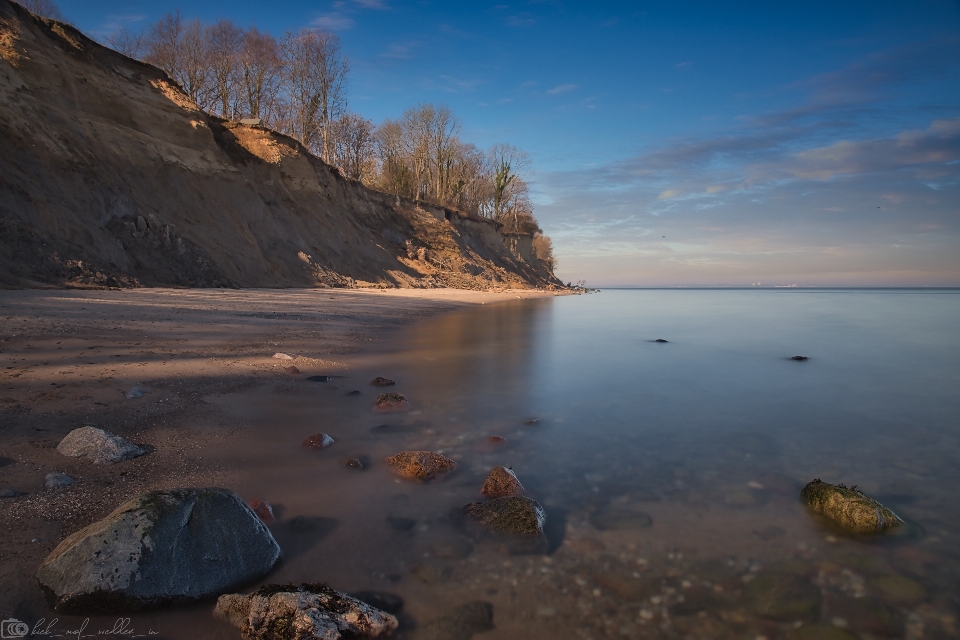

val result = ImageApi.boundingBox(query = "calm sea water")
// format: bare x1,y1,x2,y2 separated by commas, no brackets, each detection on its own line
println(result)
118,290,960,638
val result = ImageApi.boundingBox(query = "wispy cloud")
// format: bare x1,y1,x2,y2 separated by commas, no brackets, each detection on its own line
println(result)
353,0,387,7
547,83,577,95
311,12,355,30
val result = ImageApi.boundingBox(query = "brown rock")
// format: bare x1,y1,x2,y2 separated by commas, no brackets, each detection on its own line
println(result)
480,466,524,499
302,433,335,450
285,366,301,375
248,500,275,524
373,393,410,413
801,479,902,534
385,451,457,481
371,377,396,386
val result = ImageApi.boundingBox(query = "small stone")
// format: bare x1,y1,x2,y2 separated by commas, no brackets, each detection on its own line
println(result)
302,433,335,450
522,418,540,425
248,500,275,524
125,387,146,399
285,366,301,375
57,426,147,465
373,393,410,412
589,506,653,531
371,377,396,386
745,572,822,621
346,390,361,396
867,574,927,605
801,479,903,534
215,583,397,639
0,488,21,498
44,472,74,489
480,466,524,499
272,353,294,360
385,451,457,481
307,375,331,382
346,458,364,470
654,339,669,343
412,559,453,585
791,355,809,361
407,601,493,640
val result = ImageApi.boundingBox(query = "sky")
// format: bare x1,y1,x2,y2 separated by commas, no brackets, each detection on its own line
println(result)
56,0,960,286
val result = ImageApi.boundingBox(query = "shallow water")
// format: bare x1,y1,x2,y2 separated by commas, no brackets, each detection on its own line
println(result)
50,289,960,638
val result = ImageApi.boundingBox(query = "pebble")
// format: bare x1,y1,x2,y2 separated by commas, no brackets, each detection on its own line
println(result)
125,386,146,399
44,472,74,489
302,433,335,450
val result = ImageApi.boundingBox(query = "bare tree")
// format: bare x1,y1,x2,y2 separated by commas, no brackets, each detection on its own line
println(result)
333,113,375,182
145,12,210,108
239,27,282,125
205,20,243,119
18,0,62,19
374,119,414,198
106,26,145,59
485,143,531,222
279,29,348,162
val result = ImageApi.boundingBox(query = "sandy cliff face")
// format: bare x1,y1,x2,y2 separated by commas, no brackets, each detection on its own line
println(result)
0,1,560,289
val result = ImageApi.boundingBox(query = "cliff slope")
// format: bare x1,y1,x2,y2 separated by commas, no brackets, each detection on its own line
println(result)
0,1,560,289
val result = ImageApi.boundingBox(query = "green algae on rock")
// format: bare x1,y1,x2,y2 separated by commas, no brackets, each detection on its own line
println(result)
801,479,903,534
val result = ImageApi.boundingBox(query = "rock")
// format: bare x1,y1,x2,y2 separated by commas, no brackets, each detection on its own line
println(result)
522,418,539,425
654,339,668,343
346,458,365,469
412,559,452,584
307,375,331,382
408,601,493,640
386,516,416,532
791,356,809,361
790,625,857,640
432,537,473,560
302,433,335,450
36,488,281,613
350,591,404,615
56,426,147,465
284,366,301,375
248,500,276,524
867,573,927,605
346,390,361,396
215,583,397,640
745,572,821,621
385,451,457,481
44,472,74,489
272,353,294,360
373,392,410,412
0,487,22,498
480,466,524,499
801,479,903,533
371,377,395,386
460,496,547,553
125,387,146,399
589,506,653,531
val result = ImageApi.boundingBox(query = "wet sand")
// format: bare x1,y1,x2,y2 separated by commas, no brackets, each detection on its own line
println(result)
0,287,558,624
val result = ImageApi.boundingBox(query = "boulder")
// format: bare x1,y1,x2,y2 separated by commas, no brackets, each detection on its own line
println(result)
214,583,397,640
44,472,74,489
373,393,410,412
56,426,147,465
385,451,457,481
36,488,281,613
302,433,335,450
371,377,396,386
801,479,903,533
408,601,493,640
460,496,547,553
480,467,524,499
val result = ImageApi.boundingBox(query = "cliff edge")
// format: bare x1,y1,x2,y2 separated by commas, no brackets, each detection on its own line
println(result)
0,1,561,290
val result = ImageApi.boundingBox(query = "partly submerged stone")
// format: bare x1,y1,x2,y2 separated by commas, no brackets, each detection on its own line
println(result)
801,479,903,534
460,496,547,553
408,601,493,640
371,377,396,386
373,392,410,412
385,451,457,482
57,426,147,465
480,466,524,499
215,583,397,640
44,472,74,490
302,433,335,450
248,499,276,524
36,488,281,613
745,571,821,621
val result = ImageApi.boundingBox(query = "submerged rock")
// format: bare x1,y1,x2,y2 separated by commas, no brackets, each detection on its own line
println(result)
57,426,147,465
248,500,276,524
215,583,397,640
745,571,821,621
302,433,335,450
385,451,457,481
373,392,410,412
480,466,524,499
460,496,547,553
412,559,453,585
408,601,493,640
791,355,809,361
589,506,653,531
44,472,74,490
522,418,540,425
36,488,281,613
371,377,396,386
801,479,903,534
307,375,331,382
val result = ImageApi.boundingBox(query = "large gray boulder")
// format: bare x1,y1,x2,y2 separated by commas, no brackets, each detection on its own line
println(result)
215,583,398,639
56,426,147,464
36,488,281,613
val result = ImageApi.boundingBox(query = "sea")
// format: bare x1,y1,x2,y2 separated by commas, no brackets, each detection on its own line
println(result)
111,289,960,638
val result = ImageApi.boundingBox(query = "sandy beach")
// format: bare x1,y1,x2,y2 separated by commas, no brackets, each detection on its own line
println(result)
0,287,558,619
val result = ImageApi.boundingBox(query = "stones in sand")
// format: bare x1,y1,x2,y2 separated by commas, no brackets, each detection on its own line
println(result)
371,376,395,386
801,479,903,533
302,433,335,450
36,488,281,613
44,472,74,490
480,466,524,499
385,451,457,481
373,392,410,412
215,583,397,640
57,426,148,465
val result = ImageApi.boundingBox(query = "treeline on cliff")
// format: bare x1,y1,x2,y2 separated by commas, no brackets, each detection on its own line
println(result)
83,10,555,270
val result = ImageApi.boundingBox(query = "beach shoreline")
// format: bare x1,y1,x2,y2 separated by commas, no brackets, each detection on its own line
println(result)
0,287,559,618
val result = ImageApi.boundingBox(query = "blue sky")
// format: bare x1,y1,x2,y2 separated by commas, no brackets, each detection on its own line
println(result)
59,0,960,286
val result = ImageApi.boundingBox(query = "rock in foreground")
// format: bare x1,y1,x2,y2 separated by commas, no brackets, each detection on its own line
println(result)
36,488,281,613
460,496,547,553
56,426,147,464
801,479,903,534
385,451,458,481
480,467,524,499
215,583,398,640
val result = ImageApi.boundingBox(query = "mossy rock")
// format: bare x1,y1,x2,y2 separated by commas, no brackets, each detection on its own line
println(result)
745,572,821,621
801,480,903,534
